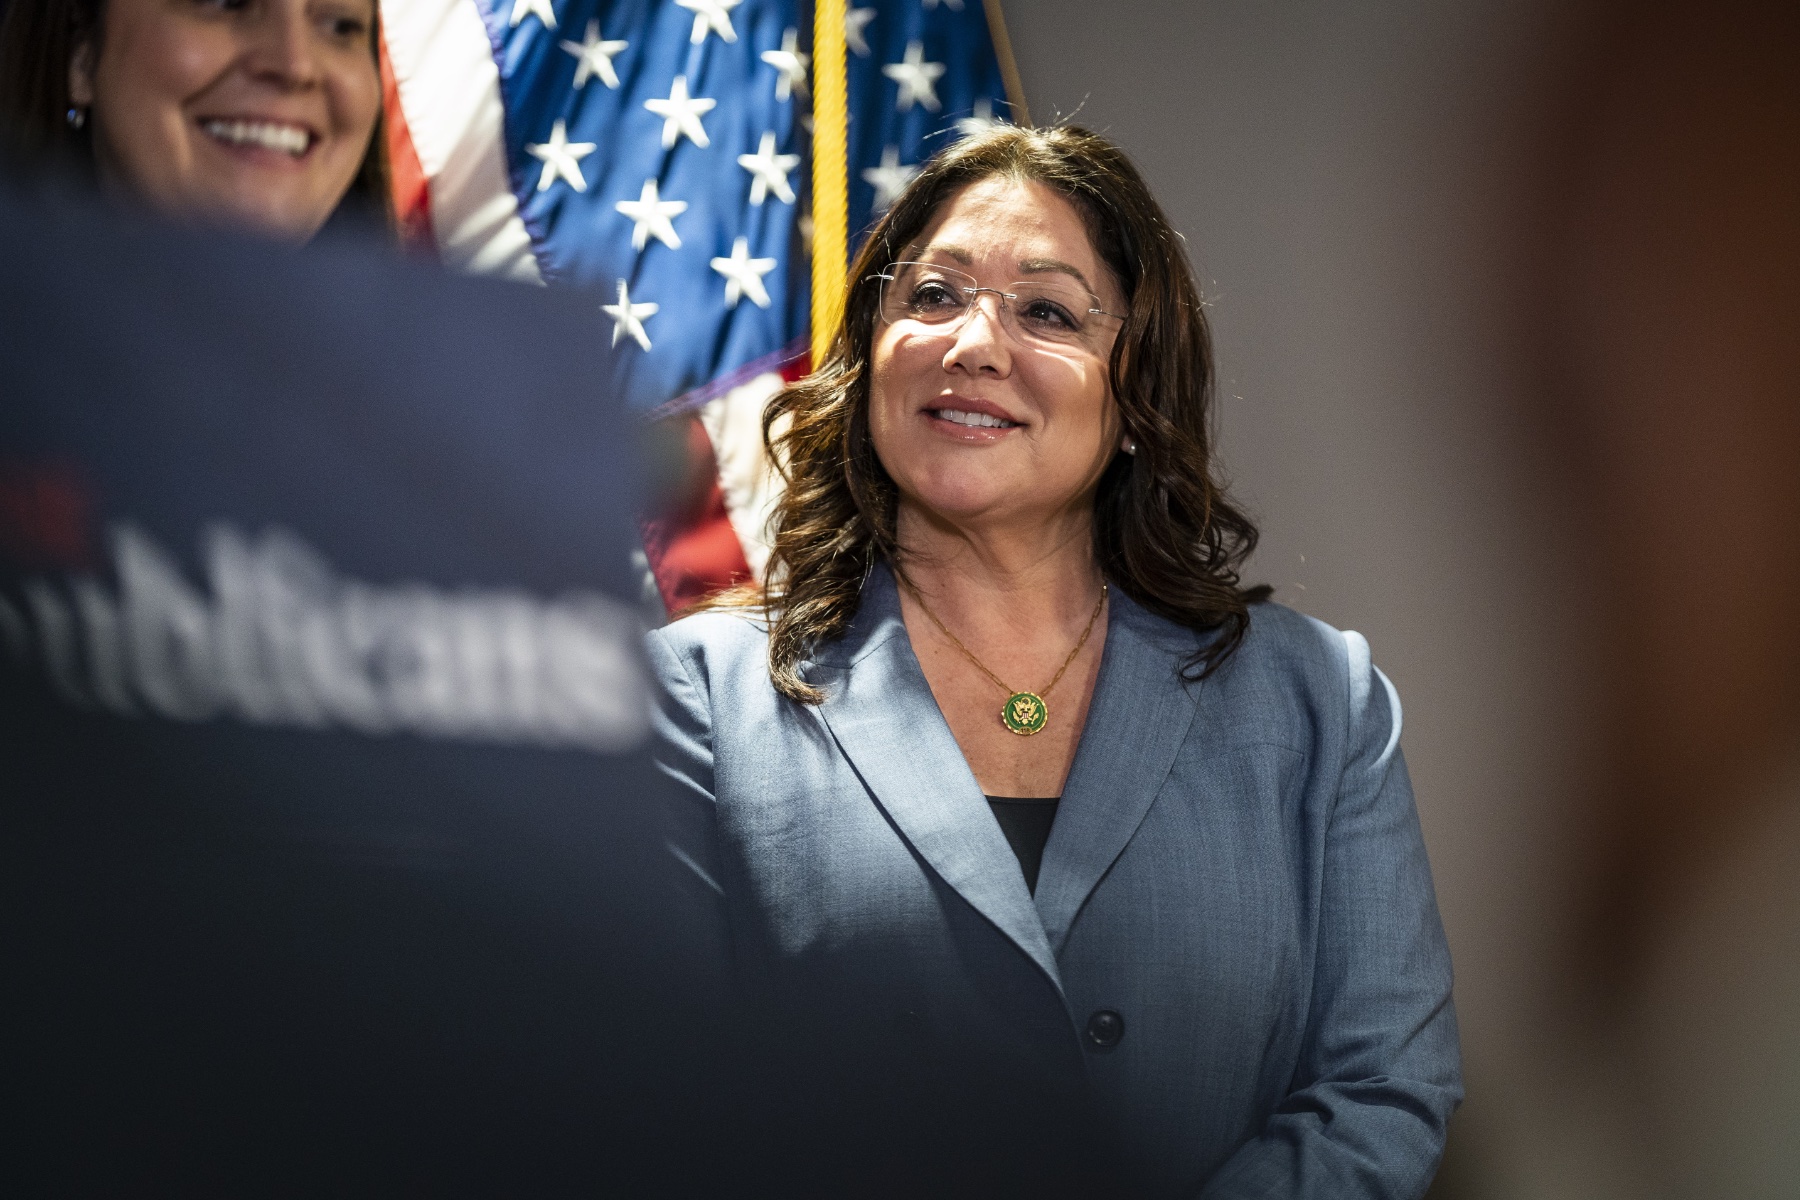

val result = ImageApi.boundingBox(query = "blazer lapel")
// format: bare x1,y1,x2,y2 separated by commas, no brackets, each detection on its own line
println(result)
810,567,1064,994
1034,588,1205,954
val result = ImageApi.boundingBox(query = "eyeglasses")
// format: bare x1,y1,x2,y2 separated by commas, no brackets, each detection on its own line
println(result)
869,261,1125,352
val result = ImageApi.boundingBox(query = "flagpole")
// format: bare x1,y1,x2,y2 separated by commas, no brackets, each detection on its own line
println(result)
810,0,849,368
981,0,1031,127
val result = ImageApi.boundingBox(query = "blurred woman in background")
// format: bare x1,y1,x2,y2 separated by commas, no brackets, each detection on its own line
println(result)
0,0,388,242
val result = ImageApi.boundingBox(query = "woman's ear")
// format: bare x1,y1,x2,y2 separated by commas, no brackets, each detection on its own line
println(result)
69,39,96,108
1120,434,1138,456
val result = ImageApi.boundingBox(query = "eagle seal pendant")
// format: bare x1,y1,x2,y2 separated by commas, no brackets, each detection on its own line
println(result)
1001,691,1049,736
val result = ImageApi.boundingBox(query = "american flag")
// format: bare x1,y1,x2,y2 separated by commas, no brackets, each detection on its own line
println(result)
377,0,1020,611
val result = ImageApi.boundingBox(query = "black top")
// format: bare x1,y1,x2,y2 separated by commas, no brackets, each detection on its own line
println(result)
985,796,1061,895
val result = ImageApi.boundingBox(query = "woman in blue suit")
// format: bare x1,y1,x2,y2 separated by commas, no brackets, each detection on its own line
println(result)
649,125,1461,1198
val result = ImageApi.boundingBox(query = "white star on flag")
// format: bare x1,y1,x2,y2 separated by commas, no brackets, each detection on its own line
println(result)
615,179,687,250
645,75,716,149
525,119,595,192
737,132,800,205
710,237,777,309
675,0,739,45
862,145,918,212
559,21,626,89
955,97,1004,139
509,0,555,29
760,28,810,102
845,7,876,57
882,41,946,113
603,279,658,350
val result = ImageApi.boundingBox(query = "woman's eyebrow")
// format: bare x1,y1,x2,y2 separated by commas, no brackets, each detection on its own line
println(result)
914,246,1096,292
1016,258,1093,291
913,243,975,265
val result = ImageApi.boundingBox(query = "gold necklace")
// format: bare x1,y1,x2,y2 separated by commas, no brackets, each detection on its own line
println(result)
901,575,1108,736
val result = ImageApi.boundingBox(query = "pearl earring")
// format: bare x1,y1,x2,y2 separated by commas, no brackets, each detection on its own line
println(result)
66,107,86,130
1122,437,1138,456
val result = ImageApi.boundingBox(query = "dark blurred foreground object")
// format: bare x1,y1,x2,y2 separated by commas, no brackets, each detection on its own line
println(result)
0,179,731,1194
1526,0,1799,1191
1548,0,1800,991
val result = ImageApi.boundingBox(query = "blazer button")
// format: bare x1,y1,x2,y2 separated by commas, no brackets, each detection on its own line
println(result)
1085,1009,1124,1051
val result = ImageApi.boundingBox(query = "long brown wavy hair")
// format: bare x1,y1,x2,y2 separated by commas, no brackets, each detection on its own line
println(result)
754,124,1268,704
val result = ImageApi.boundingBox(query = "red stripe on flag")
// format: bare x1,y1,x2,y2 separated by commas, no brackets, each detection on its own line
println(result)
378,27,435,253
641,415,753,616
643,360,808,615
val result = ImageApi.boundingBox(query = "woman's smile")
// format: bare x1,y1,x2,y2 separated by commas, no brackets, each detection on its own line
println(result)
196,115,320,162
924,396,1024,441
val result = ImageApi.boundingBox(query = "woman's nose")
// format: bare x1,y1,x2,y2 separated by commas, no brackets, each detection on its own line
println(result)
245,6,324,89
941,292,1013,376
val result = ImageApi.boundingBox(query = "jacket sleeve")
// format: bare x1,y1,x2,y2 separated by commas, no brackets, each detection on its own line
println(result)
643,629,733,974
1199,631,1463,1200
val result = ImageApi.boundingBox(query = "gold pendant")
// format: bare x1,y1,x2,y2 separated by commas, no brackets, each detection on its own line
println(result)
1001,691,1049,736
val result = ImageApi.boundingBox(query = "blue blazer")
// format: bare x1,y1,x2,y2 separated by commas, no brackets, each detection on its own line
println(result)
648,566,1461,1198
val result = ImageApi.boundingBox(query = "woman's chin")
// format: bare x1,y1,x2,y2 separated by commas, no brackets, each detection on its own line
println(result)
208,197,331,243
159,177,338,243
901,477,1054,529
